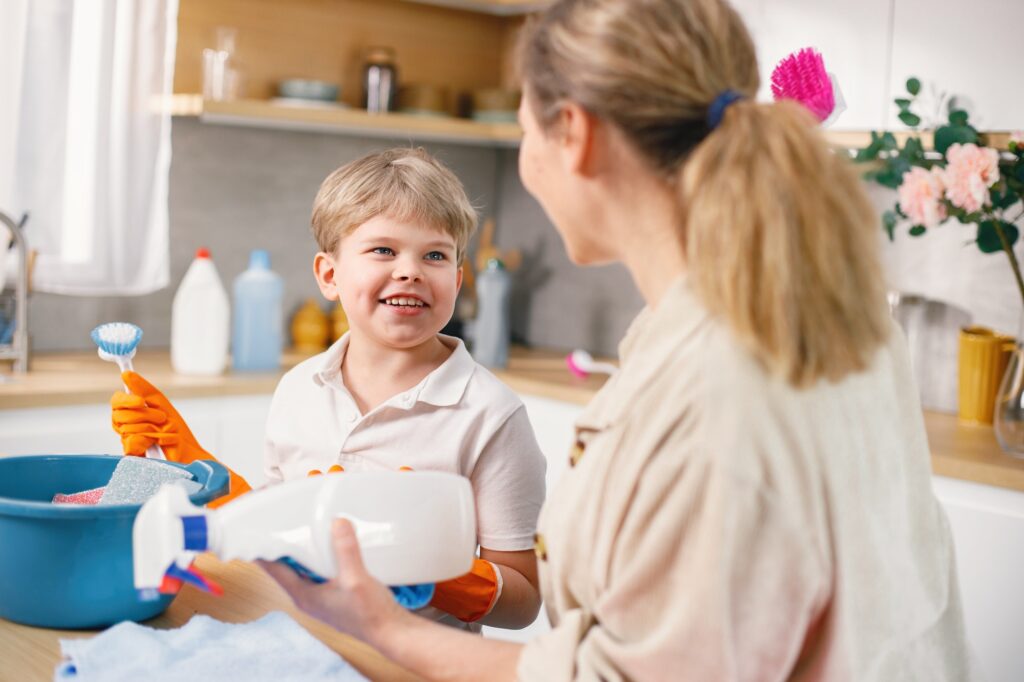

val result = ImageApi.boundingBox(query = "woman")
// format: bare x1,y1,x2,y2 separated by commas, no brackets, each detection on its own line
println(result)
262,0,973,679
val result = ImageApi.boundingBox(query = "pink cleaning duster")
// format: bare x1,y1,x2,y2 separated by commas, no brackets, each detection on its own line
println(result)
770,47,836,123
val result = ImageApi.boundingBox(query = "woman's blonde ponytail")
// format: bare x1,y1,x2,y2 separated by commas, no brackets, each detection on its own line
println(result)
680,100,890,386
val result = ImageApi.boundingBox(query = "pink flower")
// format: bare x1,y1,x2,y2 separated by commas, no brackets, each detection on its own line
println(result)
942,143,1000,213
898,166,947,228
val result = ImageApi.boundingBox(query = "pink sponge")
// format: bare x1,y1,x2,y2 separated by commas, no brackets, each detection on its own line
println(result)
53,486,106,505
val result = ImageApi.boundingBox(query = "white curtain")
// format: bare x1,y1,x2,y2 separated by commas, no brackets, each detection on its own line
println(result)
0,0,178,295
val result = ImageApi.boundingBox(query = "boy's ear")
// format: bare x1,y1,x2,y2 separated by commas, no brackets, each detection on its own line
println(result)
313,251,339,301
456,262,464,294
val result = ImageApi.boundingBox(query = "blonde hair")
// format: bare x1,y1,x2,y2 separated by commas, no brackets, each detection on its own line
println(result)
519,0,890,387
311,147,477,265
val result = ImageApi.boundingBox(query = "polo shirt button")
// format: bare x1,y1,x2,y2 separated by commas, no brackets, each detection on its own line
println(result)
569,440,585,467
347,413,357,423
533,532,547,562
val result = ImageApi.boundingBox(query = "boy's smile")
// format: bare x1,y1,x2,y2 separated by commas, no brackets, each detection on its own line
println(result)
315,214,463,351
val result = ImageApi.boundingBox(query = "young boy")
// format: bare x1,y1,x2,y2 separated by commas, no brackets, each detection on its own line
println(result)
266,147,546,630
111,148,546,631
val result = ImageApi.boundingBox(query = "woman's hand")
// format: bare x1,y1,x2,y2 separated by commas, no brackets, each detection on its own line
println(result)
262,518,525,681
259,518,406,643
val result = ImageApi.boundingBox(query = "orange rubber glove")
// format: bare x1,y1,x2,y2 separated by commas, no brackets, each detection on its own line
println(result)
428,557,502,623
110,371,252,508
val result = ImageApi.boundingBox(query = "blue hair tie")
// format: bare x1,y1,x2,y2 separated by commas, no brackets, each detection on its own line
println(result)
706,90,744,130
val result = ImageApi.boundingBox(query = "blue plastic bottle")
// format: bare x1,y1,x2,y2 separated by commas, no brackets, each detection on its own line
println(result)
232,250,283,371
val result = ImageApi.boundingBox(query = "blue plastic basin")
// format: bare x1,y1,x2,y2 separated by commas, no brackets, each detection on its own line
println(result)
0,454,228,629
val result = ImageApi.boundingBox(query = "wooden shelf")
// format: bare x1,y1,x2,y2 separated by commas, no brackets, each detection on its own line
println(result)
187,98,1018,154
198,98,522,147
403,0,546,15
825,129,1015,151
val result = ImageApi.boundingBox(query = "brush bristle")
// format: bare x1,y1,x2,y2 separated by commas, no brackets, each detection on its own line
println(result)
91,322,143,357
770,47,834,122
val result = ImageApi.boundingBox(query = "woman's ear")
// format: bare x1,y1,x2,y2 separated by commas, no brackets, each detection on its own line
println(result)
313,251,339,301
557,101,598,177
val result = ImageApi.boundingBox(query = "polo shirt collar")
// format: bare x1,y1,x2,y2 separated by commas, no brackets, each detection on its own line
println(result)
312,332,474,408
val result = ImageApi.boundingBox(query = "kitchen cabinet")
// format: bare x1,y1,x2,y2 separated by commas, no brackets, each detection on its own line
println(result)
932,476,1024,682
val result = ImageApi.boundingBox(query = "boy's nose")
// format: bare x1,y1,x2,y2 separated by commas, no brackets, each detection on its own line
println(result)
392,259,423,281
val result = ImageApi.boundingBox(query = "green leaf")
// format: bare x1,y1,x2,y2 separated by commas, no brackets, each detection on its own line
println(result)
881,132,899,151
1015,164,1024,183
907,78,922,95
883,210,899,241
899,111,922,127
875,168,903,189
977,220,1020,253
934,124,979,154
991,183,1019,210
948,109,969,126
855,135,884,162
895,98,912,109
909,225,927,237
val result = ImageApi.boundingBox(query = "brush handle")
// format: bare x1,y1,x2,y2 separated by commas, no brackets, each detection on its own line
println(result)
117,354,167,461
589,361,618,375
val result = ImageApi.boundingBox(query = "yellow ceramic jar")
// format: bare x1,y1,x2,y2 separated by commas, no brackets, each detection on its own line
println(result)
291,299,329,353
958,326,1014,424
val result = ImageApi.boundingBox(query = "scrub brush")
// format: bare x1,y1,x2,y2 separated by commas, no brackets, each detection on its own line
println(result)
91,322,165,460
770,47,846,126
565,349,618,379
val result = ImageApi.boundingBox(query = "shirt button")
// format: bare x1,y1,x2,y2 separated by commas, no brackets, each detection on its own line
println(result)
533,533,548,562
347,413,357,423
569,440,585,468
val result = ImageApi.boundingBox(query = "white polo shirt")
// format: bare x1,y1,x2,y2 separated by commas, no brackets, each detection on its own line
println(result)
263,333,546,552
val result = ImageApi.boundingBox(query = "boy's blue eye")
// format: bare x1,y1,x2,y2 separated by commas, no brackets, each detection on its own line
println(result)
372,247,394,256
425,251,447,261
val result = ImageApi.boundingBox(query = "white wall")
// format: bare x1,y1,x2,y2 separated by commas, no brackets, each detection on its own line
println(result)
732,0,1024,130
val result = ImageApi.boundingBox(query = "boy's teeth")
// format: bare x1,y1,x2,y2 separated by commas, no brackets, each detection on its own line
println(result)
385,297,424,307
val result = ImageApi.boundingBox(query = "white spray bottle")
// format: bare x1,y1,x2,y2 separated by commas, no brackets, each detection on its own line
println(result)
133,471,477,600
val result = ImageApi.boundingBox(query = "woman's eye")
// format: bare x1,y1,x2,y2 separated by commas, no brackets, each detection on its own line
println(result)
425,251,447,261
372,247,394,256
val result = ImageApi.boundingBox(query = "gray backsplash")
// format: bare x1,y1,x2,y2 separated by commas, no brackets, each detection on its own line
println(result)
28,118,643,358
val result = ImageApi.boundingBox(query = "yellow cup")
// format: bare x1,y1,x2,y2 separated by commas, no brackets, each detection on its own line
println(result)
958,326,1014,424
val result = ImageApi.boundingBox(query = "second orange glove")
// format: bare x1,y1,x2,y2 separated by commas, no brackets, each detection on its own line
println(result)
429,558,503,623
110,371,252,508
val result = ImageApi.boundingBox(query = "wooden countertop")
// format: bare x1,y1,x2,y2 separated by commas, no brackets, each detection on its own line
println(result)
0,554,415,681
2,347,1024,493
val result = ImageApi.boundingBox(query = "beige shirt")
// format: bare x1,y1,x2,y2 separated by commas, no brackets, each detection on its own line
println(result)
518,275,973,681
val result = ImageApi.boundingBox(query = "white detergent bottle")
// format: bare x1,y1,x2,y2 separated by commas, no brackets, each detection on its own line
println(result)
133,471,477,598
171,247,230,375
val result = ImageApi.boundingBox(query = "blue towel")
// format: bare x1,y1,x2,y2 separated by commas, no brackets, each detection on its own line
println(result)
55,611,368,682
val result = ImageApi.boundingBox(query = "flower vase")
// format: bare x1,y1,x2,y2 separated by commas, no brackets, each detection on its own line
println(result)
995,318,1024,457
